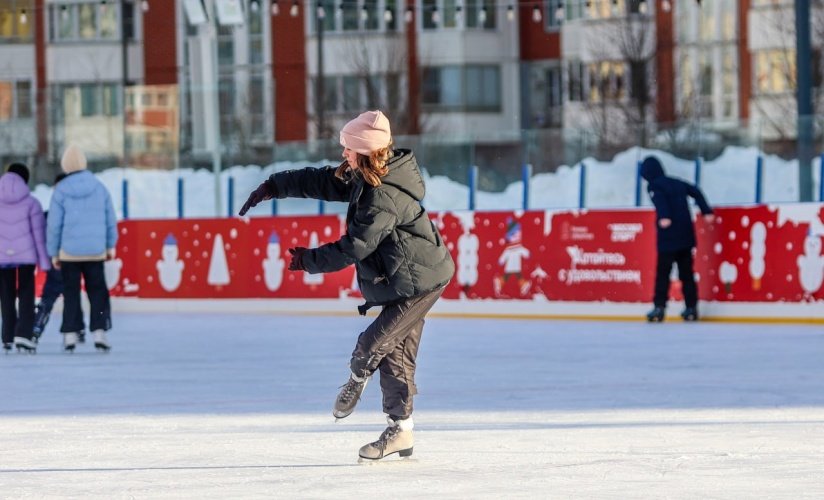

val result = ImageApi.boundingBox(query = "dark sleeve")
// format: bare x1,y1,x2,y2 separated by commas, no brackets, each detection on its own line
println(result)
268,166,351,202
685,182,713,215
301,190,398,274
647,181,673,220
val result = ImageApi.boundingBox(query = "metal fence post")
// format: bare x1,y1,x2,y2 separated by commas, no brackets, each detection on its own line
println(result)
227,176,235,217
521,163,532,210
819,153,824,202
635,161,642,207
121,178,129,220
177,177,184,219
578,162,587,209
755,156,764,203
468,165,478,210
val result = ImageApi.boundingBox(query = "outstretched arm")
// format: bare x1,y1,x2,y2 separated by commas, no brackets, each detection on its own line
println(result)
239,164,351,216
267,164,351,202
686,183,713,215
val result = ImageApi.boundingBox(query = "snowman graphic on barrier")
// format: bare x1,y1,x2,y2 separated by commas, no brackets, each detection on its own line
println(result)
156,233,185,292
797,230,824,298
262,231,286,291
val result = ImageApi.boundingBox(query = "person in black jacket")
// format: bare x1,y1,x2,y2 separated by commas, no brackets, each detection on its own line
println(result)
240,110,455,461
640,156,714,322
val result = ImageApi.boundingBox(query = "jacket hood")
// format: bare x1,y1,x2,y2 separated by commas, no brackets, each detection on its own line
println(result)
640,157,665,182
0,172,30,204
380,149,425,201
59,170,99,198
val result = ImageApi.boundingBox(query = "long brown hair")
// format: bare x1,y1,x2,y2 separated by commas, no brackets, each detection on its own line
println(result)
335,142,393,187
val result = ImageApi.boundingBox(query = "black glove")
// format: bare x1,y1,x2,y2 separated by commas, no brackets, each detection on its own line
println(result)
239,180,276,216
288,247,307,271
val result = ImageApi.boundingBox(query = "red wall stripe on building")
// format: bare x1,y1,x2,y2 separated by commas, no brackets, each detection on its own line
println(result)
143,0,178,85
272,9,308,142
518,2,560,61
35,0,48,158
738,0,751,121
655,4,676,125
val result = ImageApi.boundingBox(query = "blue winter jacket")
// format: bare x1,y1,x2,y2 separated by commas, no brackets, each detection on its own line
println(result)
47,170,118,259
640,157,713,253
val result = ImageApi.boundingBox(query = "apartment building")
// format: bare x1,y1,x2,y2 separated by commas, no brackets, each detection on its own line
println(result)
0,0,820,177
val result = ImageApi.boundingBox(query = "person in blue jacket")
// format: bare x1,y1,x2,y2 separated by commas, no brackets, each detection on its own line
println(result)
47,145,118,352
640,156,714,322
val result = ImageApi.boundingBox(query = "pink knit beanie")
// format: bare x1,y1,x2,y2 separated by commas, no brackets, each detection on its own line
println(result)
61,145,87,173
339,110,392,155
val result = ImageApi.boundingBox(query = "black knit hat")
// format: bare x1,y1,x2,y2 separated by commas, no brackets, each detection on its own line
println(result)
6,163,30,184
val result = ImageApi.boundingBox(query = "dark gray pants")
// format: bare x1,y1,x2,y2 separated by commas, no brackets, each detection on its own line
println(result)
350,285,445,419
60,261,111,333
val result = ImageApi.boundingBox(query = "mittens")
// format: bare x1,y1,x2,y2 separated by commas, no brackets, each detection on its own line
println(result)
239,180,276,216
288,247,308,271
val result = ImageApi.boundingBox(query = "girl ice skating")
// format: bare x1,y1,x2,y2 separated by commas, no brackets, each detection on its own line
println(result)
240,110,454,461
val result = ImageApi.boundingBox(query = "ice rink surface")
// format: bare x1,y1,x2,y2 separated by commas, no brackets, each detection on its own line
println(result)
2,312,823,499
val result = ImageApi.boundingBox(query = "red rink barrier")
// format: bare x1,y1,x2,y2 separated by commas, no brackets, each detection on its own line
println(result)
74,204,823,320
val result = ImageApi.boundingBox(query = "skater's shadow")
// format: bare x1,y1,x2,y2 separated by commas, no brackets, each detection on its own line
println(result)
0,464,359,474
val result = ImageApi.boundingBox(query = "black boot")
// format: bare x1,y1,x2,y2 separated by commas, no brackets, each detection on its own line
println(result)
646,306,665,322
681,307,699,321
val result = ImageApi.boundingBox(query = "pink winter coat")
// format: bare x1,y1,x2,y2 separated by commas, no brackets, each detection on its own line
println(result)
0,173,50,269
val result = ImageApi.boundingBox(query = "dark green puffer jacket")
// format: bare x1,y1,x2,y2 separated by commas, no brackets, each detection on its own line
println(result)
266,149,454,308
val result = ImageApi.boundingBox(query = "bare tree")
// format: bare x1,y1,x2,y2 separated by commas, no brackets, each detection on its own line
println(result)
583,10,656,149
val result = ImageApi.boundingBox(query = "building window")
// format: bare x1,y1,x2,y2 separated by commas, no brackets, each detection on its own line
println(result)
755,49,796,94
466,0,496,29
587,0,625,19
587,61,626,102
528,64,563,128
676,0,738,121
567,60,586,102
564,0,584,21
217,25,234,66
419,0,496,29
342,75,361,111
316,73,402,114
422,65,501,111
545,0,563,29
55,82,121,119
49,1,121,41
314,0,396,33
0,0,34,41
0,81,33,120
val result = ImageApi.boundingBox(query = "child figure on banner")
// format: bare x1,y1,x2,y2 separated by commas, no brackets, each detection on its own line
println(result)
493,217,531,297
239,110,454,461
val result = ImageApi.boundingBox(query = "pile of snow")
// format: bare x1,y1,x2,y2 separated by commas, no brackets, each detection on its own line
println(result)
30,146,822,219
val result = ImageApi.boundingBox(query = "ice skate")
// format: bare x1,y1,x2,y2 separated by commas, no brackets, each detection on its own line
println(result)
358,417,414,461
13,336,37,354
63,331,79,352
646,306,665,322
78,330,86,344
32,304,49,339
93,330,111,352
333,373,368,419
681,307,699,322
3,342,13,354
